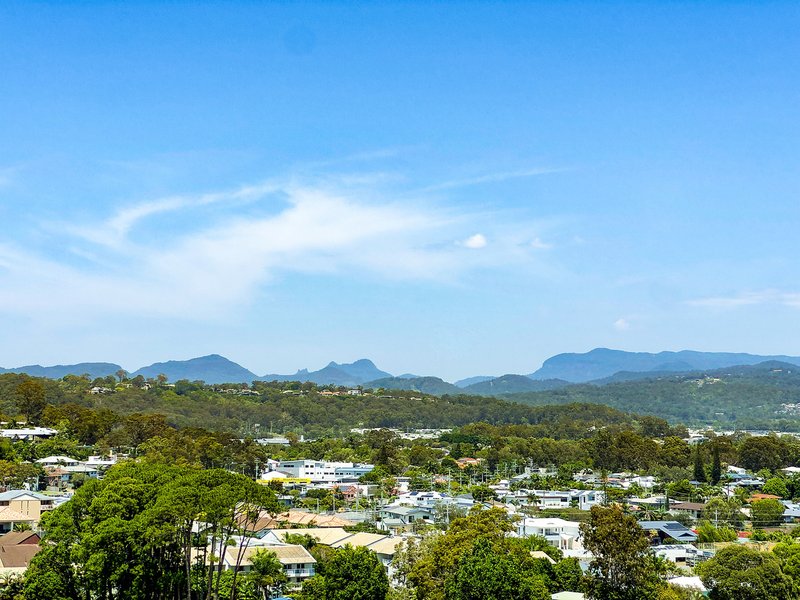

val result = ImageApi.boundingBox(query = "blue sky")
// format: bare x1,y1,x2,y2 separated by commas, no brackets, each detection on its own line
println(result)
1,2,799,380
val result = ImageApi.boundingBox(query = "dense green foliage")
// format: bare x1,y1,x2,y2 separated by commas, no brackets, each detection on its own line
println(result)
23,461,279,600
0,373,640,439
580,505,664,600
507,363,800,430
444,537,550,600
392,508,565,600
697,545,795,599
298,545,388,600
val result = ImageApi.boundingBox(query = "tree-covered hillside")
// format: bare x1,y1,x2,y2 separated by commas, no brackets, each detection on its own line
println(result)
507,362,800,430
0,373,636,439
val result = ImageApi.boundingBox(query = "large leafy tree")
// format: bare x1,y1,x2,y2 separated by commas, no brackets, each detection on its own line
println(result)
400,507,515,600
751,498,786,527
739,435,788,472
580,505,664,600
15,379,47,424
302,545,388,600
762,477,789,499
23,461,279,600
394,507,558,600
697,545,795,600
444,538,549,600
702,497,743,529
773,540,800,597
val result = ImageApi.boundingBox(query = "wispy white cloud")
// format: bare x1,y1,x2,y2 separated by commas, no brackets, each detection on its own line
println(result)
65,181,282,249
422,166,566,192
688,290,800,309
0,174,562,322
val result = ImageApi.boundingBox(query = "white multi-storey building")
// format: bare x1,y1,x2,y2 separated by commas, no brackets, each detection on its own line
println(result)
275,460,374,483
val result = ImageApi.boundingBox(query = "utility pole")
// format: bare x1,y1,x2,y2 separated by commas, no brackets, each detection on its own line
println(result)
446,469,452,525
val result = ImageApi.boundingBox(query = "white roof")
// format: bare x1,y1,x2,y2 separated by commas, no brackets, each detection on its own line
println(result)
668,576,707,592
258,471,291,480
1,427,56,437
523,517,580,528
36,456,79,464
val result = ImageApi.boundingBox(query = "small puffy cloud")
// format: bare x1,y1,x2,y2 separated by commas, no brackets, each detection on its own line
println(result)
462,233,488,249
614,318,631,331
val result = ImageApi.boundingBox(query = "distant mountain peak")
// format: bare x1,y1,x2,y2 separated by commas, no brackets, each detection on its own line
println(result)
351,358,377,366
261,358,391,386
133,355,257,384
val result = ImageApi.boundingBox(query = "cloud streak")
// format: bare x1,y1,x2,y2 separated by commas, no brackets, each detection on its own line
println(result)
65,181,283,249
688,290,800,309
422,166,566,192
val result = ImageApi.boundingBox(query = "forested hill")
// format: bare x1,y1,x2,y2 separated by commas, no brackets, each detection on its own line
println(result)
463,374,569,395
0,373,638,439
506,361,800,430
364,376,462,396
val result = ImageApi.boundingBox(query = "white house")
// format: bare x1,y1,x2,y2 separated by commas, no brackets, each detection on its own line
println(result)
517,517,583,551
654,544,700,567
36,456,79,467
0,428,57,441
500,489,603,511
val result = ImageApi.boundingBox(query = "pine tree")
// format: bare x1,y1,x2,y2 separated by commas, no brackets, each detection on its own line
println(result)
693,446,707,482
711,446,721,485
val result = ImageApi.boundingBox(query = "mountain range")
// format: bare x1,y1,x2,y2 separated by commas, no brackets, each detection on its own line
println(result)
2,348,800,389
262,359,392,387
0,362,124,380
528,348,800,382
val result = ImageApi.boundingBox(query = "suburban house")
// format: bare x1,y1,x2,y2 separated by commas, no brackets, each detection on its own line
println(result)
455,457,482,469
0,530,41,576
36,456,79,467
0,427,57,441
269,527,404,573
782,501,800,521
0,490,59,528
670,501,706,521
500,489,604,511
517,518,583,551
378,506,433,532
639,521,698,544
246,509,354,532
211,543,316,590
654,544,701,567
